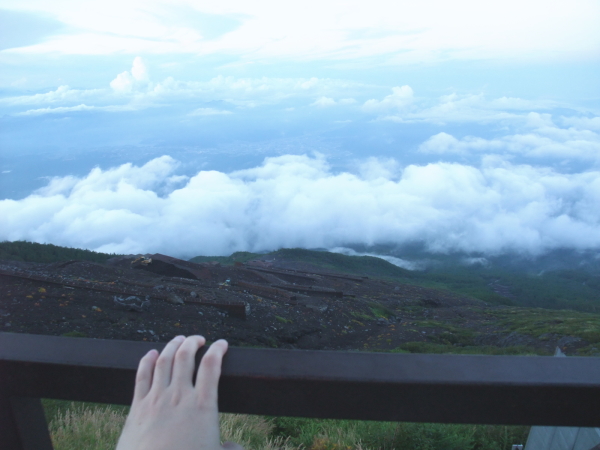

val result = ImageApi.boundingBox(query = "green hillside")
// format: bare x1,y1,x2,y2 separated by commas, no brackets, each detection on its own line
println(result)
192,248,413,278
0,240,117,264
4,241,598,314
192,247,600,313
190,251,260,265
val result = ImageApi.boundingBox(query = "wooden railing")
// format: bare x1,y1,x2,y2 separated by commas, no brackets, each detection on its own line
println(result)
2,332,600,449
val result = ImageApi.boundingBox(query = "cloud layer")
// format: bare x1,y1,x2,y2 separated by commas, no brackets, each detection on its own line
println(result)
1,58,367,115
3,59,594,145
2,154,600,258
3,1,599,64
418,113,600,162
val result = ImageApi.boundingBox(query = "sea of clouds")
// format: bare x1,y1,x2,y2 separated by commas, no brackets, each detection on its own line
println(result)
2,153,599,259
2,56,599,260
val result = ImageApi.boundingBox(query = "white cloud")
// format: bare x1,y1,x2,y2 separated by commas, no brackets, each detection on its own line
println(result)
189,107,233,116
16,104,93,115
312,97,337,107
377,92,558,124
362,85,413,112
110,71,135,93
1,57,576,128
419,132,463,154
110,56,150,93
131,56,149,81
3,0,599,65
2,58,368,116
1,58,595,154
311,97,355,107
179,65,351,98
15,104,137,116
2,154,600,257
356,157,401,180
361,90,559,125
329,247,419,270
163,75,362,106
418,113,600,161
462,257,489,267
561,116,600,131
0,85,102,106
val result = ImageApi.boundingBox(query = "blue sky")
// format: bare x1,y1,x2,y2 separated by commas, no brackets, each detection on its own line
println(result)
1,0,599,259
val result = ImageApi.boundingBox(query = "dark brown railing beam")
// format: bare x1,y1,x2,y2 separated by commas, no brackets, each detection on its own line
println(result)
2,332,600,450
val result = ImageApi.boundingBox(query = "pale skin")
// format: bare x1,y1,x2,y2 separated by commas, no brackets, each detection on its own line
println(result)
116,335,244,450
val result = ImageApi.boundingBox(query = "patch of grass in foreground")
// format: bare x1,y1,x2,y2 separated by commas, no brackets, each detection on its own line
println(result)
43,400,529,450
271,417,529,450
48,402,127,450
44,400,290,450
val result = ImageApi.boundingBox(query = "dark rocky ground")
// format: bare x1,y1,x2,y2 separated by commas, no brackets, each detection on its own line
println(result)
0,254,589,354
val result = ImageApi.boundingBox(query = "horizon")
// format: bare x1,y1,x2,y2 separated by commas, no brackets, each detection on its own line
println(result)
1,0,599,258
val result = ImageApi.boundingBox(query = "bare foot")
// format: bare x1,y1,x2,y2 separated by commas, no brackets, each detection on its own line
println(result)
116,335,244,450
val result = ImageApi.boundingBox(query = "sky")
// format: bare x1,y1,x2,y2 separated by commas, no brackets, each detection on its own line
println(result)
1,0,599,260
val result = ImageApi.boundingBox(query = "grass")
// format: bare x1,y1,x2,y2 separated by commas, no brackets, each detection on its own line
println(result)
488,307,600,353
44,400,290,450
276,316,293,324
351,311,375,321
43,400,529,450
406,320,476,346
366,302,396,319
49,404,126,450
271,417,529,450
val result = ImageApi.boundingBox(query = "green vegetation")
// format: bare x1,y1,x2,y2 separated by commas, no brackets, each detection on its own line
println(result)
410,265,600,312
489,308,600,338
44,400,289,450
43,400,529,450
190,251,260,266
5,243,588,449
351,311,375,321
61,331,88,338
0,241,117,264
8,240,592,315
367,301,397,319
269,248,413,279
48,402,127,450
408,321,475,346
489,307,600,355
4,242,597,314
271,416,529,450
191,247,600,314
